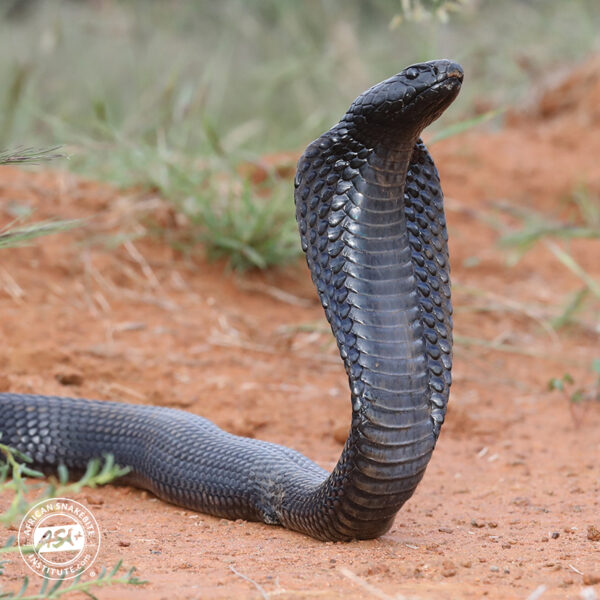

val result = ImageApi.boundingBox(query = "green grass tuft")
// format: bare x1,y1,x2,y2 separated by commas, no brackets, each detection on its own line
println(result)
0,441,145,598
1,2,600,268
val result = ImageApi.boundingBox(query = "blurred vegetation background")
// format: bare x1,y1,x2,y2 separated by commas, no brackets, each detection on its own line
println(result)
1,0,599,267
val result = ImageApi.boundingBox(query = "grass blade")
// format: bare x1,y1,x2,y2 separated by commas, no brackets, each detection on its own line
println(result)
0,220,80,250
429,108,505,144
544,240,600,298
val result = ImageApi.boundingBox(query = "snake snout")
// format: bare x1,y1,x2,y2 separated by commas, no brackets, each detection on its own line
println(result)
424,59,464,83
447,66,464,82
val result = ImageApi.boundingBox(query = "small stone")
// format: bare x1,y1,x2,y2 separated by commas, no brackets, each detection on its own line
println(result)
551,532,560,539
541,536,549,542
587,525,600,541
487,522,498,528
55,370,84,386
118,540,131,547
461,561,472,568
583,573,600,585
85,494,104,506
501,543,511,549
490,565,500,572
471,519,485,528
438,527,453,534
441,560,457,577
512,497,530,507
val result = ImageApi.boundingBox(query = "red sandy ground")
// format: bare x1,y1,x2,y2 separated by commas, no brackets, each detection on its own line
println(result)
1,58,599,599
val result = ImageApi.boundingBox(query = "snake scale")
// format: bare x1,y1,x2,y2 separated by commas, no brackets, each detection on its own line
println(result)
0,59,463,541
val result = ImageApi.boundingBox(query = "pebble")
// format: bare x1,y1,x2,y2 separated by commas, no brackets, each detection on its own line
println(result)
587,525,600,541
118,540,131,547
441,560,457,577
581,586,599,600
583,573,600,585
55,370,84,386
490,565,500,572
85,494,105,506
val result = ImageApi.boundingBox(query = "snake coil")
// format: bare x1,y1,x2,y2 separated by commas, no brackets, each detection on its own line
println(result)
0,60,463,541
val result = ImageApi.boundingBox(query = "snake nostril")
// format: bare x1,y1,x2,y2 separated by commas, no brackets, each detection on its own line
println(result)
431,65,439,76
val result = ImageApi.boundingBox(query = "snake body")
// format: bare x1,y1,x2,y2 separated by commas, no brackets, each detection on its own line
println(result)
0,60,462,541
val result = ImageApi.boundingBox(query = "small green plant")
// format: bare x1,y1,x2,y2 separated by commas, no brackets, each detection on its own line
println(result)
548,359,600,426
0,442,145,598
189,175,300,270
498,187,600,259
0,146,80,250
0,147,64,166
498,190,600,330
0,442,130,526
140,154,301,270
0,559,144,600
391,0,469,25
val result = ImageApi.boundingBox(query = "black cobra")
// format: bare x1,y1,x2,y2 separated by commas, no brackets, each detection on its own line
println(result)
0,60,462,542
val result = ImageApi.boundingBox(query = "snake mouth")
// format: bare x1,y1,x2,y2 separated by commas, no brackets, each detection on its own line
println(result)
425,74,462,100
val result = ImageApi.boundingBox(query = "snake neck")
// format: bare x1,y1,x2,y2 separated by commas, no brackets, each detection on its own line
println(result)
286,126,451,541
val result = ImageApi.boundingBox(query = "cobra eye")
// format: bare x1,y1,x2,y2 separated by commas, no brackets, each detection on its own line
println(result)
405,68,419,80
